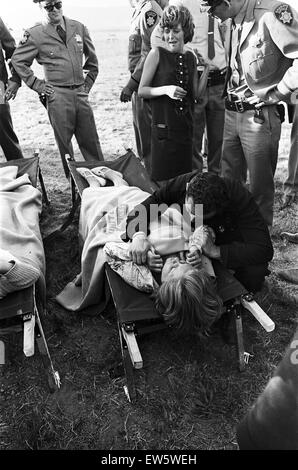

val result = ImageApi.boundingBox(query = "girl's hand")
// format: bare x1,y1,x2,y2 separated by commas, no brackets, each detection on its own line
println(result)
147,248,163,272
166,85,187,100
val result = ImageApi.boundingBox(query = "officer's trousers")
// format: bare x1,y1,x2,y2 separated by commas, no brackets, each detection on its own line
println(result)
192,83,225,175
284,104,298,196
221,105,281,226
0,103,23,160
132,92,151,174
47,85,103,176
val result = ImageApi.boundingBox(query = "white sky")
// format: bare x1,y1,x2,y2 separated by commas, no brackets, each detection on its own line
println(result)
1,0,131,31
2,0,297,32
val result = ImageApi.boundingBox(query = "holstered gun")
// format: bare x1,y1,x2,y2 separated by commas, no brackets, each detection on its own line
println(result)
277,103,285,123
39,93,47,109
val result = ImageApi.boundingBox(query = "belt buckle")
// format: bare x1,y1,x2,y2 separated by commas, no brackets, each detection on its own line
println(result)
234,100,245,113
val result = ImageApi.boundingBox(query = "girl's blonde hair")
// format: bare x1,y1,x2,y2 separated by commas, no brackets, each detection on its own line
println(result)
155,268,222,334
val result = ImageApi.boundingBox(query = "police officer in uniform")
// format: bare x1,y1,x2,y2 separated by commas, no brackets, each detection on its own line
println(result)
120,0,169,173
11,0,103,176
0,17,23,161
203,0,298,227
186,0,227,174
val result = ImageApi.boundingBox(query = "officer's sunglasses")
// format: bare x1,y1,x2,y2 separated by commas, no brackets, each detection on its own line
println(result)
43,1,63,12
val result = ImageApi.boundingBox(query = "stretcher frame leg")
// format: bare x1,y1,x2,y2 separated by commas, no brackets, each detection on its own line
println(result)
0,340,5,366
234,302,245,372
224,299,245,372
118,322,137,403
33,293,61,391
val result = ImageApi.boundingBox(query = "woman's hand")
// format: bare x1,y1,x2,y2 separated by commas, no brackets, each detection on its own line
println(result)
129,234,151,265
166,85,187,101
186,248,202,268
147,248,163,272
201,232,221,260
5,80,20,101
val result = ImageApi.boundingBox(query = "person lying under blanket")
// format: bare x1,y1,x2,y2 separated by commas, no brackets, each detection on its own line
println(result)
57,166,223,335
0,249,40,299
0,165,45,299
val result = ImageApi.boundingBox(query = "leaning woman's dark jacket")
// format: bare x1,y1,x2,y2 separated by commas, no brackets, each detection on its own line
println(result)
123,172,273,270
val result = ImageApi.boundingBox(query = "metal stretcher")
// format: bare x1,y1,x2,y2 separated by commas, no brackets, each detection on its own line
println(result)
66,150,275,402
0,156,60,391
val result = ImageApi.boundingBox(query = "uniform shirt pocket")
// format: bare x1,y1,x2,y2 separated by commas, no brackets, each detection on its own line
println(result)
248,38,279,82
45,47,62,69
74,33,84,55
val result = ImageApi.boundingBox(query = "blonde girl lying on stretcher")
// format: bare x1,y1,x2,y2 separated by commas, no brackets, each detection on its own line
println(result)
76,166,223,335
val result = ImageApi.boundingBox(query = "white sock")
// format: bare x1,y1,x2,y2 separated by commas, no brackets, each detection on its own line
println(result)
91,167,128,186
77,167,106,188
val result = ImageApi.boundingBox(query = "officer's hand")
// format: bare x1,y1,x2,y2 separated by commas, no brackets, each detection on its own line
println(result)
5,80,20,101
147,248,163,272
41,82,55,97
246,94,265,108
120,86,133,102
129,234,151,265
166,85,187,101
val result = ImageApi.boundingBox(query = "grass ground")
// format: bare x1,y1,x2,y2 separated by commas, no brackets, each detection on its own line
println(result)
0,30,297,451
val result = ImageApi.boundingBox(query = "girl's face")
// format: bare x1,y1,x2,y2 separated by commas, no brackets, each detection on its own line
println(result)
161,255,192,282
163,23,185,53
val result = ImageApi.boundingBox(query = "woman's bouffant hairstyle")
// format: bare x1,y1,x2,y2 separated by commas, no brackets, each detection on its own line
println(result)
160,5,195,44
155,268,222,334
186,171,229,216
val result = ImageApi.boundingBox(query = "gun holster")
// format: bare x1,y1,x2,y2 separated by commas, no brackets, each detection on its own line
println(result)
276,103,285,123
39,93,47,109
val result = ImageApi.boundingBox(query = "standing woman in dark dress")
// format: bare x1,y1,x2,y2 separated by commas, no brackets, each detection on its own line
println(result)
138,5,198,182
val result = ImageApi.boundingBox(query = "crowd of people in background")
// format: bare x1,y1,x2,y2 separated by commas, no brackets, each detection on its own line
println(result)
0,0,298,450
0,0,297,219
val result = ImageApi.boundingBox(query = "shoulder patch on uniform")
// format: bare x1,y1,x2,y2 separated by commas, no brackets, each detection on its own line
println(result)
145,11,158,28
19,31,30,45
274,4,293,26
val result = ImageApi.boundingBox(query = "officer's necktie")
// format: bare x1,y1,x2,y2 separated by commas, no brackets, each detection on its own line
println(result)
207,15,215,60
230,19,242,87
56,24,66,45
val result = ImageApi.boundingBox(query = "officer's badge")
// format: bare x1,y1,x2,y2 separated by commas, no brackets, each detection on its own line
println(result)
75,34,83,44
20,31,30,45
145,11,157,28
274,4,293,26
